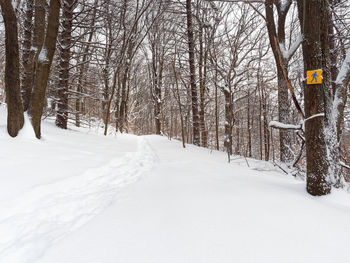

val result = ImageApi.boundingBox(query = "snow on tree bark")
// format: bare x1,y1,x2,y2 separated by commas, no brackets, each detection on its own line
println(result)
56,0,76,129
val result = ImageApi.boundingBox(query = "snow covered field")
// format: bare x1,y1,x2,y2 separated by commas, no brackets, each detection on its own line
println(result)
1,106,350,263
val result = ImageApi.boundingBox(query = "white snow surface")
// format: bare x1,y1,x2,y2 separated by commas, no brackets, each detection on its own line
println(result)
0,105,350,263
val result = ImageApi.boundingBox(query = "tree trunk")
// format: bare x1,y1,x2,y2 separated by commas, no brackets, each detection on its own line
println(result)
118,66,129,133
56,0,75,129
21,0,34,111
115,74,121,132
247,91,252,158
297,0,331,195
75,0,98,127
199,25,207,147
151,42,162,135
215,81,219,151
0,0,24,137
265,0,293,163
104,69,118,136
186,0,200,146
28,0,61,139
262,85,270,161
223,88,233,155
258,82,263,160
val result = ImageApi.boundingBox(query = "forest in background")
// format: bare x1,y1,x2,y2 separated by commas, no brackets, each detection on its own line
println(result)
1,0,350,196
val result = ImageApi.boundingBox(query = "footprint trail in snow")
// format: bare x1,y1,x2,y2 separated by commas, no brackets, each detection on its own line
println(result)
0,137,157,263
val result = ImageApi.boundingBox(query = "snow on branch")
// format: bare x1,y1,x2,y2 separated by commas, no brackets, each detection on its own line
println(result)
340,161,350,170
304,113,325,122
336,49,350,86
38,47,48,63
279,34,303,61
279,0,292,13
269,121,302,130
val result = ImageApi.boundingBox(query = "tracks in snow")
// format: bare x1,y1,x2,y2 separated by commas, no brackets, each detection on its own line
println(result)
0,136,157,263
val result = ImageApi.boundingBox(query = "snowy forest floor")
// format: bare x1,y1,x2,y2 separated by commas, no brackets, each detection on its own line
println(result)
1,106,350,263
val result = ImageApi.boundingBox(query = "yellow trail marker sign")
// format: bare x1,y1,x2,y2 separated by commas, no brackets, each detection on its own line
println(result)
307,69,322,85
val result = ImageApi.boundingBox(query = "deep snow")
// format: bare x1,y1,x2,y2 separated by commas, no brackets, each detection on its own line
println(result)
0,106,350,263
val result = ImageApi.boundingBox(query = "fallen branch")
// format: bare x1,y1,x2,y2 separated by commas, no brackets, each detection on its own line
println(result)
273,162,289,175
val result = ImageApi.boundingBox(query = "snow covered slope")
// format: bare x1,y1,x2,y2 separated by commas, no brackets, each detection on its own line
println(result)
0,107,350,263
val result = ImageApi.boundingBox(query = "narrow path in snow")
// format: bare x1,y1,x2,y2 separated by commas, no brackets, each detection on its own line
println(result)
37,135,350,263
0,137,157,263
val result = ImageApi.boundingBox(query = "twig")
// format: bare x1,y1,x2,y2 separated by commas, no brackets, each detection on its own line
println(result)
273,162,289,175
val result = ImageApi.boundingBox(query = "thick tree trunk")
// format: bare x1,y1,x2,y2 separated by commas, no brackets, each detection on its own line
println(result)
0,0,24,137
56,0,75,129
324,9,349,188
297,0,331,195
21,0,34,111
31,0,46,96
28,0,61,139
33,0,45,49
186,0,200,146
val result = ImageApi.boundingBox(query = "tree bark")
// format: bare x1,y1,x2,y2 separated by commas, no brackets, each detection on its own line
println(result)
151,41,162,135
56,0,76,129
215,79,219,151
223,88,233,155
75,0,98,127
247,90,252,157
297,0,331,195
198,23,207,147
21,0,34,111
28,0,61,139
186,0,200,146
265,0,293,163
0,0,24,137
118,65,129,133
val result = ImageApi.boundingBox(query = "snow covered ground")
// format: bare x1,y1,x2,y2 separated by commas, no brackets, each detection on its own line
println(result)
1,106,350,263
